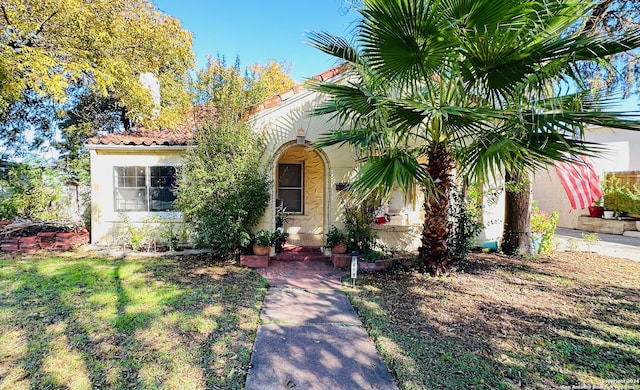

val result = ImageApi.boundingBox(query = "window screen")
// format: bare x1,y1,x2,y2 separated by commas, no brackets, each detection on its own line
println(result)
150,166,177,211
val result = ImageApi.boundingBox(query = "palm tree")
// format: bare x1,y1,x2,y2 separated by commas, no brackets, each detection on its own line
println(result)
308,0,640,272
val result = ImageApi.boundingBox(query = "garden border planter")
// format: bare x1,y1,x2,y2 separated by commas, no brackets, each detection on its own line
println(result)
240,255,269,268
331,254,351,268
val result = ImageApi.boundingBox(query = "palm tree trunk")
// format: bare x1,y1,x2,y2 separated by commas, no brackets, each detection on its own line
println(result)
502,170,533,256
419,142,454,275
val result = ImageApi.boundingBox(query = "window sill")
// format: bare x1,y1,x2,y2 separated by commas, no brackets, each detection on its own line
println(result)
372,223,421,232
286,214,312,221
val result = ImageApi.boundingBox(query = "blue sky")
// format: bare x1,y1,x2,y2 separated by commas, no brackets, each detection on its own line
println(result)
153,0,359,82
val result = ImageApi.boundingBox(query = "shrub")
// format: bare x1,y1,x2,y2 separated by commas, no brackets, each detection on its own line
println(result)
449,184,484,260
530,202,559,254
342,195,378,254
602,174,640,215
176,116,270,258
324,225,346,249
0,162,69,221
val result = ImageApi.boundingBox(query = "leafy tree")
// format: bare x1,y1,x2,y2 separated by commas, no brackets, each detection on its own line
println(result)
308,0,640,272
0,0,194,143
194,56,294,112
578,0,640,95
177,59,293,258
0,161,68,221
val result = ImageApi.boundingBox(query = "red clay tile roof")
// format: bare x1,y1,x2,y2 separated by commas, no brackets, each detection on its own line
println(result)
246,64,350,117
86,105,213,147
85,128,194,147
86,64,350,147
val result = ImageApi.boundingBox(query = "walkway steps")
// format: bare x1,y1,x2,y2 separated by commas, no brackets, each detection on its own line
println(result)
247,260,398,389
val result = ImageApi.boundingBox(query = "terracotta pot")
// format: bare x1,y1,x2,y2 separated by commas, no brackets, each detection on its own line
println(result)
331,242,347,254
252,244,271,256
588,206,604,218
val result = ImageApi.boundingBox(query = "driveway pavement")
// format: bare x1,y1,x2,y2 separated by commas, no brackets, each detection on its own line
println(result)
554,227,640,261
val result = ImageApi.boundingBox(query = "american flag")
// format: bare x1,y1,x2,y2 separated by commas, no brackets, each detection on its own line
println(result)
554,156,602,210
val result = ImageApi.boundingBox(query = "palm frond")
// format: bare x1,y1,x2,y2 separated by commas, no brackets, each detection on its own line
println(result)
358,0,457,87
305,31,361,64
349,150,433,200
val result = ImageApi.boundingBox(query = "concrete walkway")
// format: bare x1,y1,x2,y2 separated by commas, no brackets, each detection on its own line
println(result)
555,227,640,262
245,260,398,390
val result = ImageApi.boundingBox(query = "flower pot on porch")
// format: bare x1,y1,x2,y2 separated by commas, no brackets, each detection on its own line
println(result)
252,244,271,256
330,242,347,254
603,210,614,219
588,206,604,218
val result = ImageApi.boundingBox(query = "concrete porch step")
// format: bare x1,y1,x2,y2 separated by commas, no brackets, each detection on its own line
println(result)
271,251,330,262
272,245,329,262
280,245,323,253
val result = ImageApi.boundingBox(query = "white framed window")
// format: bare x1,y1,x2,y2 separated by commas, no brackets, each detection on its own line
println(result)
277,163,303,213
114,166,177,212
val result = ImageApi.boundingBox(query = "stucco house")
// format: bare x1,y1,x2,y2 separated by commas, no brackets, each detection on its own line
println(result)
86,66,428,251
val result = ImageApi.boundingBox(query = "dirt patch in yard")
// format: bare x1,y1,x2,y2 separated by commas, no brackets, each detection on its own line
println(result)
347,251,640,389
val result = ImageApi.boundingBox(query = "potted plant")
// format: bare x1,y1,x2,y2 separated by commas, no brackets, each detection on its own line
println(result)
273,229,289,253
602,174,640,218
588,198,604,218
252,230,274,255
324,225,347,254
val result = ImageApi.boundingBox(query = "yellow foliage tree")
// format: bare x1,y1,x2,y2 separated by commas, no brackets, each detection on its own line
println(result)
0,0,194,128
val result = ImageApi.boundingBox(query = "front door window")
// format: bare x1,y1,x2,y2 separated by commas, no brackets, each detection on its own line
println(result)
278,163,303,213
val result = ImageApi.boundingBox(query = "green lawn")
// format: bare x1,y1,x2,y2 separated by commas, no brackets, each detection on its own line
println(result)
3,251,638,389
347,251,640,390
0,254,267,389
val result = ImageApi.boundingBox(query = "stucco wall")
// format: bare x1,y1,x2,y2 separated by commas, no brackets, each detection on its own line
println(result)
89,148,184,244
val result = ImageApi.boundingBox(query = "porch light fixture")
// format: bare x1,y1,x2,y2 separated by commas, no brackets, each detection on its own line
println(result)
296,127,305,145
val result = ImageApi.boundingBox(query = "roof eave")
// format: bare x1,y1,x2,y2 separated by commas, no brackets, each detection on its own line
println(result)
86,144,189,151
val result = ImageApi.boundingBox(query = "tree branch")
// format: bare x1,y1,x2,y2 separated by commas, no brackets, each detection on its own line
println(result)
583,0,615,35
35,11,58,37
1,5,11,26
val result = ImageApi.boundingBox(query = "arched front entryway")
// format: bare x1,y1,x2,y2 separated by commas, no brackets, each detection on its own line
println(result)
275,143,326,247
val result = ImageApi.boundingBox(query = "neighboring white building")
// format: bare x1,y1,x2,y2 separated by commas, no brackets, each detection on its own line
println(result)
532,126,640,228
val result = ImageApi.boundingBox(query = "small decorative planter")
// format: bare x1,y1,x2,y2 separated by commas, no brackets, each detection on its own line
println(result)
252,244,271,256
588,206,604,218
603,210,615,219
331,242,347,254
